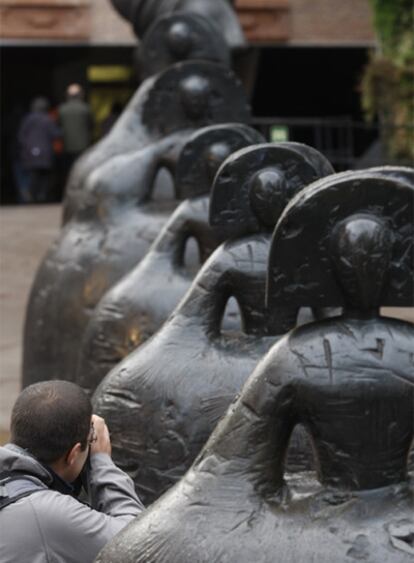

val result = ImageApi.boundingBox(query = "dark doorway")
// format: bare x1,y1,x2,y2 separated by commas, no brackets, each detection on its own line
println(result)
252,46,369,119
1,45,135,204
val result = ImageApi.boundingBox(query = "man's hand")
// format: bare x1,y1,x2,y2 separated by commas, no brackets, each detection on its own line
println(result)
90,414,112,457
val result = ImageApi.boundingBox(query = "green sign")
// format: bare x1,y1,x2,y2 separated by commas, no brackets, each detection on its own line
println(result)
270,125,289,143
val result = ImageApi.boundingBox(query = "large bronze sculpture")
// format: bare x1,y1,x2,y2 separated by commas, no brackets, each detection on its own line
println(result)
138,12,230,78
110,0,245,50
92,143,334,504
23,61,250,389
62,16,240,224
96,170,414,563
76,124,264,394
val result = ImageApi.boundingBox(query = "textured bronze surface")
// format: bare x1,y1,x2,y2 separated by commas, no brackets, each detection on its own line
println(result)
63,60,250,223
76,124,264,394
96,169,414,563
138,12,230,77
110,0,245,49
23,61,250,389
92,142,333,505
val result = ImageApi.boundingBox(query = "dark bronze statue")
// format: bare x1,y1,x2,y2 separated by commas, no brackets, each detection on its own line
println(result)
22,61,250,389
76,124,264,394
92,143,334,505
61,11,234,221
138,12,230,78
62,20,239,224
110,0,245,50
95,169,414,563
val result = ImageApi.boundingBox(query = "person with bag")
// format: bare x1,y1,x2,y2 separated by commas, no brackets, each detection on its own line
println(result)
18,97,61,203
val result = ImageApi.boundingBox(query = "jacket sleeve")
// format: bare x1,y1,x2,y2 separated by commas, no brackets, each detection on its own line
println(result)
35,454,144,562
88,452,145,515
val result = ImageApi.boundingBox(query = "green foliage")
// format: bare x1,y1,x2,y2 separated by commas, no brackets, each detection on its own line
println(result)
370,0,413,57
362,0,414,160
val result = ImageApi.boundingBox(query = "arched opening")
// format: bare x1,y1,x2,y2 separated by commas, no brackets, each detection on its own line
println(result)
152,167,175,201
285,424,315,474
182,236,201,276
221,295,242,334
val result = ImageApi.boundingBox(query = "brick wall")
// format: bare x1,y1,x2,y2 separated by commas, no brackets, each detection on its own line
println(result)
0,0,375,46
90,0,135,45
289,0,375,45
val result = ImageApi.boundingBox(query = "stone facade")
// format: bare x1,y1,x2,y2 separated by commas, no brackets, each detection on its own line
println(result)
289,0,375,45
89,0,134,44
0,0,375,45
235,0,291,43
0,0,135,43
0,0,92,40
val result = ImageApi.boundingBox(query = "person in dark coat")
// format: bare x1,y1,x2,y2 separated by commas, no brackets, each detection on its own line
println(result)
18,97,60,202
58,84,94,184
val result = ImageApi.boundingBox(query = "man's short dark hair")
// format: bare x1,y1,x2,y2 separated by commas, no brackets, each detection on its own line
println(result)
11,381,92,464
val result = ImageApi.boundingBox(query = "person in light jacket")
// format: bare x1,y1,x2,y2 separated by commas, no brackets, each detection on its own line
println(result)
0,380,144,563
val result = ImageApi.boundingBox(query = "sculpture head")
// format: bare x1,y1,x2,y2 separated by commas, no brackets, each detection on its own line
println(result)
139,13,230,77
179,74,211,120
249,168,288,229
330,215,392,314
204,142,234,183
175,123,264,199
110,0,245,50
210,142,334,236
142,61,250,136
267,168,414,310
167,20,192,56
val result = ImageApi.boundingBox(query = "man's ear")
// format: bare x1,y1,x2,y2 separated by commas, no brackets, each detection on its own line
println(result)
66,442,83,466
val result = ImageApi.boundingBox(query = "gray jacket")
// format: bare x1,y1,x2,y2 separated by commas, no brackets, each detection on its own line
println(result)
0,444,144,563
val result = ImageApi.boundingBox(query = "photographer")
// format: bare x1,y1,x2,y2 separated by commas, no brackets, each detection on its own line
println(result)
0,381,144,562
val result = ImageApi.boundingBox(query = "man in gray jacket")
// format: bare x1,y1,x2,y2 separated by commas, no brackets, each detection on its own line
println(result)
0,380,144,562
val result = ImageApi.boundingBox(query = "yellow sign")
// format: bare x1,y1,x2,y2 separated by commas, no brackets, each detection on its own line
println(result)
87,65,133,83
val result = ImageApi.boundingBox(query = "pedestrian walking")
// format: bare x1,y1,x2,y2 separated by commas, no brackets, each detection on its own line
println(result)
18,97,60,203
58,84,94,184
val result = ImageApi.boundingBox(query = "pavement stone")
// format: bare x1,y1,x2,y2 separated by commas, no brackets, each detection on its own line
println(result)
0,204,61,443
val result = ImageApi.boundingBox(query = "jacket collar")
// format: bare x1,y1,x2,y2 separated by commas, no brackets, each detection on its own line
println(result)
0,444,75,496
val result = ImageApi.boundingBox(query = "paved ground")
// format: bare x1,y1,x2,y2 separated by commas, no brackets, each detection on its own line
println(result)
0,204,413,446
0,204,61,444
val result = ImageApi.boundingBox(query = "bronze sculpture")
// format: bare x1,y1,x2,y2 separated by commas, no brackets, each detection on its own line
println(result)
110,0,245,50
62,19,238,223
62,11,235,223
22,61,250,389
96,169,414,563
92,143,334,505
76,124,264,394
138,12,230,78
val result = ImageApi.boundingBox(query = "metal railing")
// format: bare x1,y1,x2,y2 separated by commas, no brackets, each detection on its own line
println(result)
251,117,414,171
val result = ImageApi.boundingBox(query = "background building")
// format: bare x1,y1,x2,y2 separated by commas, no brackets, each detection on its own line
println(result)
1,0,377,202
